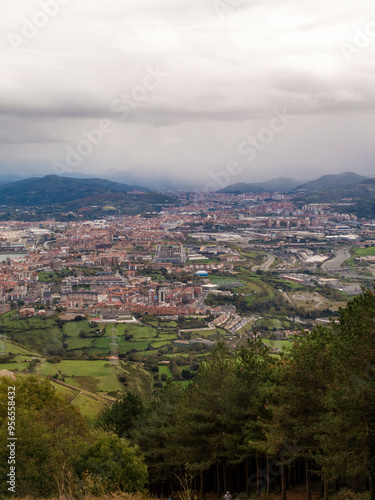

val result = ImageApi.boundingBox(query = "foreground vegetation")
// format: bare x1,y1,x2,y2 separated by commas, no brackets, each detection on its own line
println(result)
131,291,375,500
1,288,375,499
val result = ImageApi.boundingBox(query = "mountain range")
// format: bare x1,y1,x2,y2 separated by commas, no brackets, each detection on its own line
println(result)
293,172,368,194
0,172,374,219
218,172,369,194
217,176,307,194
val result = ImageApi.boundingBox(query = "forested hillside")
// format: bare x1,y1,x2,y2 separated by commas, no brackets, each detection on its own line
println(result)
1,288,375,499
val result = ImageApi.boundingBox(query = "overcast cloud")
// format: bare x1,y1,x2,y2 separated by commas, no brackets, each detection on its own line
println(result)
1,0,374,187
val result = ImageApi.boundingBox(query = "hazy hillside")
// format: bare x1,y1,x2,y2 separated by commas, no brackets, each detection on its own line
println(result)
218,176,305,194
0,174,24,185
300,177,375,218
0,175,149,206
217,182,266,194
295,172,368,193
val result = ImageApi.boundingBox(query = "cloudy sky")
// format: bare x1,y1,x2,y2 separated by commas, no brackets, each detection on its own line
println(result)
1,0,375,188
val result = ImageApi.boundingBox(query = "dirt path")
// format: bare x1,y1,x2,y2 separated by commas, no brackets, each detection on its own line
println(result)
51,378,115,404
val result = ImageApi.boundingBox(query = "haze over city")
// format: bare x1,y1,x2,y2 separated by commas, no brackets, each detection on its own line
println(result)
1,0,375,188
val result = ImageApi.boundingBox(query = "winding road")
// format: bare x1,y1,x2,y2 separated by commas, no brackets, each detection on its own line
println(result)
258,253,276,271
322,247,352,271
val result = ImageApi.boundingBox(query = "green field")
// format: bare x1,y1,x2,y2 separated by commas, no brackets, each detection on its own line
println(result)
355,246,375,256
0,308,214,408
117,339,150,353
62,320,164,356
262,338,293,352
157,333,177,341
209,276,244,287
255,316,294,331
38,361,62,376
150,340,170,348
48,380,110,418
4,340,41,357
9,360,152,411
0,361,31,372
38,271,58,282
0,314,179,382
158,365,173,377
39,360,123,394
50,381,79,401
345,246,375,266
54,360,116,376
0,313,62,352
64,319,99,337
72,393,108,418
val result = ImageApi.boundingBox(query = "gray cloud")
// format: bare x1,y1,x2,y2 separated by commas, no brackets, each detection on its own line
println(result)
0,0,374,185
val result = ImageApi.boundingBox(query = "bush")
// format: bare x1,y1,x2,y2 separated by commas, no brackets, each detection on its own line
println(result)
189,361,200,371
332,490,370,500
181,369,195,380
47,356,61,364
75,432,147,494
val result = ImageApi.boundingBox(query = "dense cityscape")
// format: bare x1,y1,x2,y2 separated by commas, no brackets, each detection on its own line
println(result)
1,175,375,498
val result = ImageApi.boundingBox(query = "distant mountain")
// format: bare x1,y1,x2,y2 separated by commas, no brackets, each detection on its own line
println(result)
300,177,375,218
257,177,308,192
217,182,265,194
0,175,176,220
0,175,24,185
217,177,306,194
105,167,200,190
0,175,149,206
294,172,368,194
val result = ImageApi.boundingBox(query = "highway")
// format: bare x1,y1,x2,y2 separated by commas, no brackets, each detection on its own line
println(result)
322,247,352,271
258,253,276,271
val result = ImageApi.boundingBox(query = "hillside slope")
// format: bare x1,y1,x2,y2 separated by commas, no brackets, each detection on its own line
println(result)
0,175,148,205
295,172,368,193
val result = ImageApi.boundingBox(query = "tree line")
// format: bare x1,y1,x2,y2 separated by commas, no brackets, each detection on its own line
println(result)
1,288,375,498
124,288,374,500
